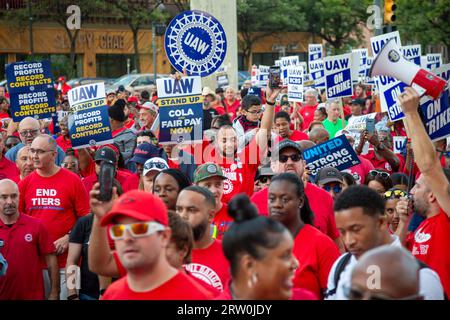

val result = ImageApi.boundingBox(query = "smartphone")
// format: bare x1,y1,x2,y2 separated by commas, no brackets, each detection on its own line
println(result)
98,161,116,202
366,118,375,134
269,66,281,89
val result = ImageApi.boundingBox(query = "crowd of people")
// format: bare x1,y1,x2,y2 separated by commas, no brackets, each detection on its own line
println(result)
0,70,449,301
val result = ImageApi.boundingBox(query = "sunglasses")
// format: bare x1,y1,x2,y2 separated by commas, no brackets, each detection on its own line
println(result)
279,154,302,163
344,285,422,300
323,184,342,194
109,221,165,240
369,170,390,179
384,189,407,199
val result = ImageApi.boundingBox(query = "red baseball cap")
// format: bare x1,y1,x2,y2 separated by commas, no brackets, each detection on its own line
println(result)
127,96,139,103
101,190,168,227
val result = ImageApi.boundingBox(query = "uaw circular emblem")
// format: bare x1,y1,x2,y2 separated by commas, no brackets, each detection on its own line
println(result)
164,10,227,77
388,49,400,63
24,233,33,242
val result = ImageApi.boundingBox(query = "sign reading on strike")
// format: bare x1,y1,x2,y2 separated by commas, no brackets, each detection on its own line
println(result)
5,60,56,121
156,76,203,144
324,53,354,99
164,10,227,77
67,83,113,149
303,135,361,178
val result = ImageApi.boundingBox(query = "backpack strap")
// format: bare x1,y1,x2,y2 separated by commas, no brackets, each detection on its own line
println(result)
325,252,352,298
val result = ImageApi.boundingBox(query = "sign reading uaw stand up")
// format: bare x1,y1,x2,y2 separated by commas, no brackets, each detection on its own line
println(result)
164,10,227,77
5,60,57,122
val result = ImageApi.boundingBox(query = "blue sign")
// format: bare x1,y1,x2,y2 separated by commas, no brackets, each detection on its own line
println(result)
324,53,353,99
377,75,408,122
5,60,54,94
156,76,203,144
164,10,227,77
247,87,262,98
303,135,361,177
8,88,57,122
67,83,113,149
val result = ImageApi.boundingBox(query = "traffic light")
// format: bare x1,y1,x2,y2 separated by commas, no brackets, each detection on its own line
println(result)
384,0,397,24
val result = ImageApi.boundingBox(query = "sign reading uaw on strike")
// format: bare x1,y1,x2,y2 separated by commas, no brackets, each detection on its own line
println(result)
324,53,354,99
67,83,113,149
303,135,361,178
156,76,203,144
5,60,56,121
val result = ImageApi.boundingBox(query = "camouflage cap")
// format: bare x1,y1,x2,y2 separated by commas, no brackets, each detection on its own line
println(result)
194,163,227,184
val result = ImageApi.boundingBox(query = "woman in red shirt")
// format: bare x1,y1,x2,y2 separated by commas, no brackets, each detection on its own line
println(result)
216,194,317,300
268,173,340,299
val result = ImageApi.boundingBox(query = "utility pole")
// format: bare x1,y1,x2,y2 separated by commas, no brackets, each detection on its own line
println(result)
152,23,157,80
374,0,383,36
27,0,34,56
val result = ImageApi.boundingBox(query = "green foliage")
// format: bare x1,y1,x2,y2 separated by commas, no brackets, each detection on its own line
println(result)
396,0,450,49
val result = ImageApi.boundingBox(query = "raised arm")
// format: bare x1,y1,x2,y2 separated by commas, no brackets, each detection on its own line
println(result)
399,87,450,216
255,84,282,153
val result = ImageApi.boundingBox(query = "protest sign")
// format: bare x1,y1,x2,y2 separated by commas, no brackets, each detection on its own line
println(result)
303,135,361,177
67,83,113,149
324,53,354,99
156,76,203,144
247,86,262,98
251,65,258,87
370,31,401,57
257,65,270,87
352,48,368,78
309,59,325,87
281,56,300,86
287,66,304,102
376,75,408,121
401,45,421,66
344,113,378,154
425,54,442,70
5,60,56,121
419,64,450,141
164,10,227,77
364,57,375,85
308,44,323,62
393,136,407,154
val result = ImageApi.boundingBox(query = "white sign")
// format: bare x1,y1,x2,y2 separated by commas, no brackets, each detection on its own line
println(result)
370,31,401,57
393,136,407,154
281,56,300,86
324,53,354,99
308,44,323,62
287,66,304,102
401,45,421,66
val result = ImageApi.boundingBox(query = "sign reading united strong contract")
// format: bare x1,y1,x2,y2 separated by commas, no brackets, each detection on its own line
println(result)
164,10,227,77
156,76,203,144
5,60,57,121
67,82,113,149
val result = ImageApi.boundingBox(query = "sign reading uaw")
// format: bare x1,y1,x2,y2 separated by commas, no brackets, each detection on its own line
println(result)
164,10,227,77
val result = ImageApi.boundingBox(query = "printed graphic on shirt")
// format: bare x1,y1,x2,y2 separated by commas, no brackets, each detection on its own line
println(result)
31,188,62,209
184,263,223,291
414,227,431,243
222,164,243,195
24,233,33,242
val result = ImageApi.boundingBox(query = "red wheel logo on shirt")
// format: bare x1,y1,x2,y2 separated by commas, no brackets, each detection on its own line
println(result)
184,263,223,291
223,179,233,195
24,233,33,242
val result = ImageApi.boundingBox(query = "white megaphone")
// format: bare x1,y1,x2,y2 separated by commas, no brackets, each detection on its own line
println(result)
370,39,447,100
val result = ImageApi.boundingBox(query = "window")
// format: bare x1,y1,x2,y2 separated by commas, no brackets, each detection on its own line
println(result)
96,54,136,78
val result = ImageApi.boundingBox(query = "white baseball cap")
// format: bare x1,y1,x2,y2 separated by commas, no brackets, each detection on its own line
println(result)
140,102,159,114
142,157,169,177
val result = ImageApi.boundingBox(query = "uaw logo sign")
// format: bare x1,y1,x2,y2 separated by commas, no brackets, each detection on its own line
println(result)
164,10,227,77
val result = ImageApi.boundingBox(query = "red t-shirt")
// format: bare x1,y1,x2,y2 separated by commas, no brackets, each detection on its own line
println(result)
101,271,214,300
361,150,405,175
0,214,55,300
55,135,73,153
299,104,318,131
123,118,135,130
292,224,340,298
223,99,241,119
184,239,231,292
0,156,20,180
212,203,232,240
167,158,180,170
275,130,309,143
204,141,260,203
407,209,450,297
251,183,340,240
18,168,90,267
121,173,140,191
341,155,375,185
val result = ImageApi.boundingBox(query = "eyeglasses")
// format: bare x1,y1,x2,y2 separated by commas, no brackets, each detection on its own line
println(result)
19,129,39,136
323,184,342,194
279,154,302,163
109,221,165,240
29,148,55,155
246,109,263,115
5,142,20,149
369,170,390,179
384,189,407,199
343,285,422,300
62,162,77,168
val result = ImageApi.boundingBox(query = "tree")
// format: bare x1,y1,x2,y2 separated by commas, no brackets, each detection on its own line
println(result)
294,0,370,54
111,0,168,73
396,0,450,55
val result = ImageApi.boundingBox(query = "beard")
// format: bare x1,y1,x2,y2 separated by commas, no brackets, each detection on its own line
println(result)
192,219,209,242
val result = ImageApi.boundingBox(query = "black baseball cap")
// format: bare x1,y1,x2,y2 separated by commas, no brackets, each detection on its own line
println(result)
273,139,303,158
94,147,117,164
316,167,343,185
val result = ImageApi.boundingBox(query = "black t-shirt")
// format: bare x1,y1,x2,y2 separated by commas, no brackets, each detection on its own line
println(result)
203,108,219,131
69,213,99,298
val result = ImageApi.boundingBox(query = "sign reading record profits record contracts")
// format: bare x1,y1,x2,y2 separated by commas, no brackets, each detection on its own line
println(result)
303,135,361,177
156,76,203,144
5,60,56,121
324,53,354,99
67,83,113,149
164,10,227,77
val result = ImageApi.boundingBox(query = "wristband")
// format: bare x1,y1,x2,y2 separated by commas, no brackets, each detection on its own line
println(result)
67,294,78,300
266,100,275,106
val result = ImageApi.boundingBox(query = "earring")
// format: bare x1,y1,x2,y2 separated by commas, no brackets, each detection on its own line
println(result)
247,273,258,289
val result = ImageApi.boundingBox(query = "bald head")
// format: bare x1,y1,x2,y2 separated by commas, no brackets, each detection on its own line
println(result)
0,179,19,193
309,128,329,145
298,140,315,151
18,117,40,145
350,246,421,300
16,146,34,178
0,179,20,219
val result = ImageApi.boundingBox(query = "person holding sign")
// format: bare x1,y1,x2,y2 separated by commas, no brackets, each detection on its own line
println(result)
204,83,282,203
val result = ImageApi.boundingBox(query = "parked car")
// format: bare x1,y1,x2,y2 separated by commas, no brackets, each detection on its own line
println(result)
106,73,169,93
67,77,116,88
